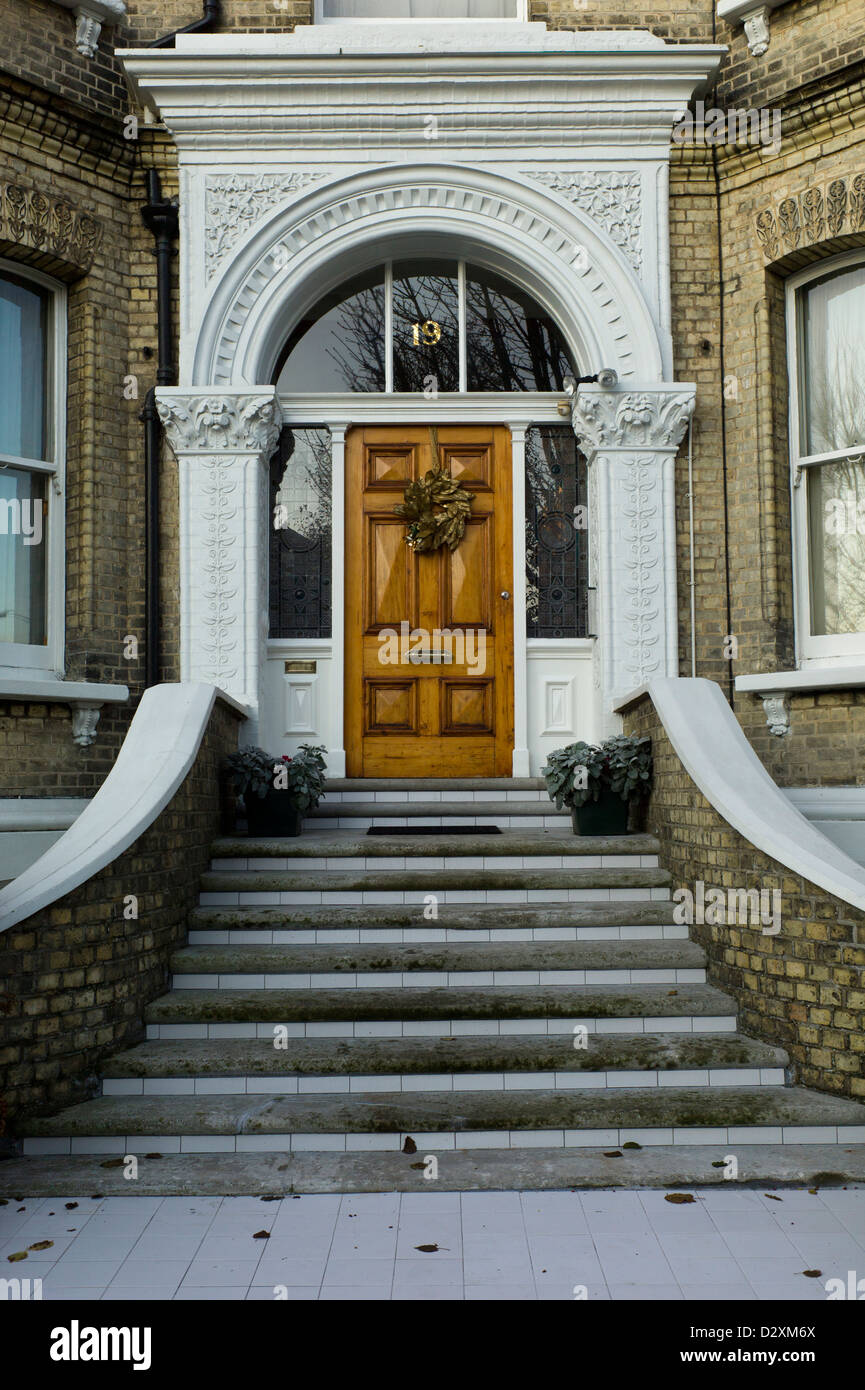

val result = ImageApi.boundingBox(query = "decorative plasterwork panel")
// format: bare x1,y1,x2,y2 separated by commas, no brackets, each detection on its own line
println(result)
572,389,693,453
205,173,326,280
201,172,661,386
522,171,643,274
156,392,283,456
755,173,865,261
0,182,103,270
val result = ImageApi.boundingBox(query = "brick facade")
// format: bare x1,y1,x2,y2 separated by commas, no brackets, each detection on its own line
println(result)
0,697,241,1128
623,693,865,1100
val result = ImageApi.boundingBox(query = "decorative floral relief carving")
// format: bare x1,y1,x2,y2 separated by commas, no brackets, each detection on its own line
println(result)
198,455,241,686
205,172,326,278
0,181,102,269
572,390,694,453
523,171,643,273
156,393,283,457
618,454,662,683
756,172,865,260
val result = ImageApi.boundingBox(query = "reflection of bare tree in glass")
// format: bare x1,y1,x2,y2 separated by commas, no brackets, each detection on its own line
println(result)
467,280,572,391
270,427,333,638
325,288,387,393
525,427,586,637
806,325,865,635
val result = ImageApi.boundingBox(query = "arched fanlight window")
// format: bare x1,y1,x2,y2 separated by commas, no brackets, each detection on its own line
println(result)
274,260,577,393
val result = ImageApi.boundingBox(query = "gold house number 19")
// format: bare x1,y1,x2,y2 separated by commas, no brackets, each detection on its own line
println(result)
412,320,442,346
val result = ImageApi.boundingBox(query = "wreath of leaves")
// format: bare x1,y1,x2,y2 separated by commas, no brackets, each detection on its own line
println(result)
394,465,473,553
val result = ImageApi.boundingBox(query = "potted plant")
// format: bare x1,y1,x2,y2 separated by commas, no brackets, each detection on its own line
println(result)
224,743,327,837
541,734,652,836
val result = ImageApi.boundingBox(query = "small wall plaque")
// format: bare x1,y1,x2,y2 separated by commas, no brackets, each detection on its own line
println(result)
285,660,317,673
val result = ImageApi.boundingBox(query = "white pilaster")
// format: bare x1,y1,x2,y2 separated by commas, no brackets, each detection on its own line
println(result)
572,385,694,726
156,388,282,738
328,425,347,779
508,424,530,778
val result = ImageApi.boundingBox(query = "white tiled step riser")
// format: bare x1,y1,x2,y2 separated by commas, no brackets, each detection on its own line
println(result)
211,854,660,871
171,967,706,990
145,1015,738,1039
318,790,554,804
24,1123,865,1156
187,925,690,945
309,817,571,829
199,889,672,906
103,1067,787,1097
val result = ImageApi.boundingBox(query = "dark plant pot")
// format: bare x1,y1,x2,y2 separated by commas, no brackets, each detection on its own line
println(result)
571,789,630,836
244,789,302,837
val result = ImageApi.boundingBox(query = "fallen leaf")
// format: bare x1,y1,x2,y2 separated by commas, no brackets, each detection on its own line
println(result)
7,1251,27,1263
403,1137,417,1154
65,1203,77,1210
261,1196,280,1202
764,1194,782,1201
603,1151,623,1158
808,1188,819,1195
28,1241,53,1252
252,1230,270,1240
100,1158,125,1169
667,989,678,996
665,1193,696,1205
415,1244,440,1253
0,1200,7,1207
145,1153,163,1160
711,1161,726,1168
803,1269,822,1278
409,1162,425,1170
622,1142,642,1150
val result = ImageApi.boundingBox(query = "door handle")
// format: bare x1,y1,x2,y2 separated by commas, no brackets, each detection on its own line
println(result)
500,591,511,600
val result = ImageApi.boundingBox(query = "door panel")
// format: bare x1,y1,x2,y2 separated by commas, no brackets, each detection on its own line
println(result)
345,425,513,777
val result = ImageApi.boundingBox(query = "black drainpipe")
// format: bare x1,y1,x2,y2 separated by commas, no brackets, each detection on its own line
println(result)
148,0,220,47
140,170,179,689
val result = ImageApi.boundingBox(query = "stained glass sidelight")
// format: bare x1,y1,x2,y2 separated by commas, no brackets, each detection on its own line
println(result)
269,426,333,638
525,425,588,639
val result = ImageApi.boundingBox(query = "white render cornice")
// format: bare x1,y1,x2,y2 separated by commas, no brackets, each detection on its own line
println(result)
119,28,724,152
53,0,126,58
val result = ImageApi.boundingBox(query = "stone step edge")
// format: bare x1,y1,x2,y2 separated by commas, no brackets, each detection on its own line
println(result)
102,1066,789,1097
210,854,661,871
169,968,708,990
145,1015,739,1039
186,926,691,945
21,1123,865,1156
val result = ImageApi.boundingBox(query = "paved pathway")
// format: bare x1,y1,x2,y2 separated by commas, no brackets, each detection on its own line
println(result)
3,1187,865,1300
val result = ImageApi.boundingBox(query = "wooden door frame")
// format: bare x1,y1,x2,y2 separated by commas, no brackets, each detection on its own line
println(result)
277,393,566,777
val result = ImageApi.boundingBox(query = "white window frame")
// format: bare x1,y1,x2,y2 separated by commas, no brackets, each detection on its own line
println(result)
0,258,66,678
786,249,865,665
314,0,527,22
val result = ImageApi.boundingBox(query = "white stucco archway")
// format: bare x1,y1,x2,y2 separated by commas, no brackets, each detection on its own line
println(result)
190,164,667,389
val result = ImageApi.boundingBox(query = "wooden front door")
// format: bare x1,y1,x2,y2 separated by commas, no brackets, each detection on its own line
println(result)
345,424,514,777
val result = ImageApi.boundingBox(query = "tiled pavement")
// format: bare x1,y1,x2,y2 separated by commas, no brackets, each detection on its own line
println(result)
3,1187,865,1300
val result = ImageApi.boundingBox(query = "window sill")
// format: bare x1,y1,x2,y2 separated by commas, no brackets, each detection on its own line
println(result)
0,677,129,747
735,666,865,736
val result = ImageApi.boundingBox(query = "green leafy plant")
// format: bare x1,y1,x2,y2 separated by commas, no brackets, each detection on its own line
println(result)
541,735,652,809
224,743,327,811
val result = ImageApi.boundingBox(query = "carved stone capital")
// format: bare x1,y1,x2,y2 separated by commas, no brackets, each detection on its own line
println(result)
155,390,283,459
572,387,695,456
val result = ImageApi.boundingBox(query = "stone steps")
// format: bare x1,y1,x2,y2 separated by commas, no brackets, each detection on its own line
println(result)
13,781,865,1184
20,1085,865,1157
143,981,735,1028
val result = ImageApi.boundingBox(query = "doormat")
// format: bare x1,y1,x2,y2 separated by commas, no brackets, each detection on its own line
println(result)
366,825,501,836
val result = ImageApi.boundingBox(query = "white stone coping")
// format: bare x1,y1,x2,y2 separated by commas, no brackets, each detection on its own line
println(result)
0,799,89,832
0,677,129,704
0,682,244,935
169,24,670,54
784,788,865,822
735,667,865,695
614,676,865,913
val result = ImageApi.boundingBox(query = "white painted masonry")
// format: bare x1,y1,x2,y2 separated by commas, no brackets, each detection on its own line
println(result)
123,22,720,762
